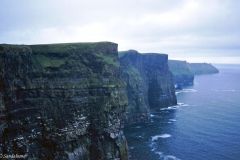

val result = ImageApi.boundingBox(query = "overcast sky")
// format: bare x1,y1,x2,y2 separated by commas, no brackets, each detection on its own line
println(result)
1,0,240,63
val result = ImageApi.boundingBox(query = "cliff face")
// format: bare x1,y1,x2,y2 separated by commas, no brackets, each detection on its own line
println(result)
0,42,128,160
120,50,177,123
168,60,194,88
189,63,219,75
169,61,219,88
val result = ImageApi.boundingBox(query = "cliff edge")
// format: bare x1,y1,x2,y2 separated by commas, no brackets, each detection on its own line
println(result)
168,60,194,88
0,42,128,160
169,60,219,88
120,50,177,123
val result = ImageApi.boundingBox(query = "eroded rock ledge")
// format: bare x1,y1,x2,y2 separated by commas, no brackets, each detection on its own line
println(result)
0,42,128,160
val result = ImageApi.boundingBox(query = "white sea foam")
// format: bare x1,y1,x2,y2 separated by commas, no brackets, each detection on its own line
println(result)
150,145,156,152
160,102,191,111
151,134,171,141
150,114,155,117
175,91,181,95
137,135,144,139
149,139,180,160
155,151,163,157
182,89,197,92
176,89,197,95
178,103,190,107
169,119,176,122
129,146,134,150
160,107,169,111
160,105,179,111
163,155,181,160
178,102,184,105
149,141,157,151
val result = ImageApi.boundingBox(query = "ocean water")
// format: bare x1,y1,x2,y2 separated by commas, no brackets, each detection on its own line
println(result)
124,64,240,160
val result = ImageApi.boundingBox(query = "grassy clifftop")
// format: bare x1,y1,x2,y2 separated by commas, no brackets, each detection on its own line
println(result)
1,42,118,68
189,63,219,75
169,60,219,88
168,60,194,87
169,60,193,76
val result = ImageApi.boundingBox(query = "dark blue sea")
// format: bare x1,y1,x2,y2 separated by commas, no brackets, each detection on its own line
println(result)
124,64,240,160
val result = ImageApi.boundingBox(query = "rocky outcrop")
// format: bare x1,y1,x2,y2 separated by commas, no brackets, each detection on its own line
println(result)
168,60,194,88
120,50,177,124
0,42,128,160
189,63,219,75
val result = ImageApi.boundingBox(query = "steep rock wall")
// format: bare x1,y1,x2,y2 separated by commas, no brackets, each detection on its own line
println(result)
169,61,219,89
0,42,128,160
120,50,177,123
168,60,194,88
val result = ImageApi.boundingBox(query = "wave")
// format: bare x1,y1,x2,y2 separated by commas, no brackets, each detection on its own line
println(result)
182,89,198,92
135,126,142,129
175,91,181,95
169,119,176,122
149,137,180,160
160,103,190,111
153,151,181,160
160,105,180,111
129,146,134,150
152,150,181,160
151,134,171,141
178,103,190,107
149,141,157,151
176,89,198,95
155,151,163,157
137,135,144,139
163,155,181,160
150,114,155,117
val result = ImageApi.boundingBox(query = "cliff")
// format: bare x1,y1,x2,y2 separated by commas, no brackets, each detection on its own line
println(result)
169,61,219,88
189,63,219,75
0,42,128,160
120,50,177,123
168,60,194,88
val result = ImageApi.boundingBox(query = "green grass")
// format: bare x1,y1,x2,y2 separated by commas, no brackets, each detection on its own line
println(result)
31,42,118,67
30,42,116,55
96,53,117,66
34,54,66,68
168,60,193,76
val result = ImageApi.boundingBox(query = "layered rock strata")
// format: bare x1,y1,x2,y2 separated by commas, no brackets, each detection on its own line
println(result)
0,42,128,160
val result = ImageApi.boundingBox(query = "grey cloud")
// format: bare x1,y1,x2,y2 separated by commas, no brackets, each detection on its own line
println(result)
0,0,240,63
